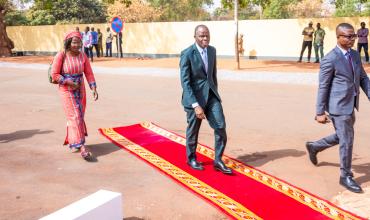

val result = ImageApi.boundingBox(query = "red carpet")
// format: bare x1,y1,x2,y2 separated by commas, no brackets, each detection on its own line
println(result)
99,122,364,220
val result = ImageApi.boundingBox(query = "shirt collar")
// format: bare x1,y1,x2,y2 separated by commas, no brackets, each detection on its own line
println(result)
195,43,207,54
337,45,351,56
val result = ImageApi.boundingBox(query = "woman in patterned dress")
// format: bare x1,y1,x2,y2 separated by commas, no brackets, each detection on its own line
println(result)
51,31,98,160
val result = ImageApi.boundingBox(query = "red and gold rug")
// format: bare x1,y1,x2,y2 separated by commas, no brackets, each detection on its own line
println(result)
99,122,365,220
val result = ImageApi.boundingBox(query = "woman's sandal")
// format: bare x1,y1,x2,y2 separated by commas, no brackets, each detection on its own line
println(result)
80,146,93,161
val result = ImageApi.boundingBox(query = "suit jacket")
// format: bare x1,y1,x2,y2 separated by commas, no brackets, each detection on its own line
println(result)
316,47,370,115
180,44,221,108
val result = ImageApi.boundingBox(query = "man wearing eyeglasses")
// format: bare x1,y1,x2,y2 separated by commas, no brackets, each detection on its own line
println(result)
306,23,370,193
357,22,369,63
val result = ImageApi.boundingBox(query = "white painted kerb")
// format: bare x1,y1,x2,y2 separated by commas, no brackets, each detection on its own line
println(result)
40,190,123,220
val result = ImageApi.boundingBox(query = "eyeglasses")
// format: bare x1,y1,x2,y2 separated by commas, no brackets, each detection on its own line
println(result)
338,34,358,40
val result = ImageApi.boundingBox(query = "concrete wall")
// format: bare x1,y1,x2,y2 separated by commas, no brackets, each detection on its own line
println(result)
6,17,370,60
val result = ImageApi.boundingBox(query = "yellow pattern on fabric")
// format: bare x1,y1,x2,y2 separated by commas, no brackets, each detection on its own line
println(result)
141,122,362,220
100,127,262,220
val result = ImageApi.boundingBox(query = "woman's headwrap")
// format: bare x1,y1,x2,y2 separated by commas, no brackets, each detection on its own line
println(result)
64,31,82,42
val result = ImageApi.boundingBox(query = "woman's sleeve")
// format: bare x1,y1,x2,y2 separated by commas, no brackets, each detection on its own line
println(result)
51,52,67,85
83,53,97,89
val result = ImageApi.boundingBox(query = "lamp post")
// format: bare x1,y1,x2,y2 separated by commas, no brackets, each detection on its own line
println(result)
234,0,240,69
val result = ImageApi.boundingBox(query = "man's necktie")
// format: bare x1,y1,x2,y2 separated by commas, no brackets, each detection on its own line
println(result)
346,51,358,95
201,49,208,73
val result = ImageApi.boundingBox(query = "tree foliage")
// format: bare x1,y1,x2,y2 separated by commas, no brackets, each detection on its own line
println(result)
107,0,161,22
334,0,364,17
4,10,28,25
262,0,294,19
5,0,107,25
147,0,213,21
287,0,326,18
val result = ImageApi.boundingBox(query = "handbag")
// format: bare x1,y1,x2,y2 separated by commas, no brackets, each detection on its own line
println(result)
48,51,65,84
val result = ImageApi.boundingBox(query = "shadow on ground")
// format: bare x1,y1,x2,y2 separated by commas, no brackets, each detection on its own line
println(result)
318,161,370,185
87,143,120,158
236,149,306,167
239,60,320,71
0,129,54,143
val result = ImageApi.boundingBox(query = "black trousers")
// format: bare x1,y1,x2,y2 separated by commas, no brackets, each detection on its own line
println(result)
299,41,312,61
184,92,227,162
84,47,93,62
357,43,369,62
92,44,100,57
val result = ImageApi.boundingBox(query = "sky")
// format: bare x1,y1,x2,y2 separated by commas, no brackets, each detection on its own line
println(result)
205,0,222,13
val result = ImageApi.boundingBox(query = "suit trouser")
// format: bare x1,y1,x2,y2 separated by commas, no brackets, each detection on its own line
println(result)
184,92,227,162
299,41,312,61
311,112,355,177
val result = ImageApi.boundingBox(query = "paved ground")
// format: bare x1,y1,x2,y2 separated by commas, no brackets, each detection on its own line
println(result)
1,56,370,219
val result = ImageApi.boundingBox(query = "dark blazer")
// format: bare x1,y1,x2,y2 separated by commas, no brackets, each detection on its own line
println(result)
316,47,370,115
180,44,221,108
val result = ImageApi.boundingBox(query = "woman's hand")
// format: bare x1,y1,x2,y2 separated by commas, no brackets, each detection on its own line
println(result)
68,81,80,90
92,88,98,101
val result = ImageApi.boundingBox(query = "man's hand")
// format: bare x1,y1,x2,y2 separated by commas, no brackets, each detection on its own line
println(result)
194,106,206,119
315,114,331,124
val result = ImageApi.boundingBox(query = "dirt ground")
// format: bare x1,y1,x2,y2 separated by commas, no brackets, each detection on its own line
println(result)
1,56,370,219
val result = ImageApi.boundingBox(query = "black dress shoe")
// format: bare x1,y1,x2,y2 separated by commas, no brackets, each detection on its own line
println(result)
187,160,204,170
306,142,318,165
339,176,363,193
214,160,233,174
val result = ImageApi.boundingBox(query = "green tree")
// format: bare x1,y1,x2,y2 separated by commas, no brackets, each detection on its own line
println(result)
4,10,28,25
221,0,270,18
26,9,55,25
1,0,23,56
363,2,370,16
27,0,107,24
263,0,296,19
148,0,213,21
334,0,362,17
107,0,161,22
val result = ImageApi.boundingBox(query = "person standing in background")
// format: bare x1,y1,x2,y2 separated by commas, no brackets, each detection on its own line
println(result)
90,27,99,58
82,26,93,62
298,21,315,63
357,22,369,63
314,23,325,63
97,28,103,58
105,27,113,57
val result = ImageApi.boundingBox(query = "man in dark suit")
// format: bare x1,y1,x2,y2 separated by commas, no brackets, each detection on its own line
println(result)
179,25,232,174
306,23,370,193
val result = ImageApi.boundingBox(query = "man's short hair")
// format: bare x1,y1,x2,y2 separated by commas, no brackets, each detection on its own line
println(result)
336,23,354,36
361,22,365,25
194,25,208,36
336,23,354,32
